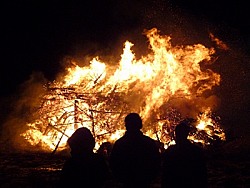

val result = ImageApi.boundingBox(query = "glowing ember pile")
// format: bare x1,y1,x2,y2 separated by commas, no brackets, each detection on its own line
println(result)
21,28,225,152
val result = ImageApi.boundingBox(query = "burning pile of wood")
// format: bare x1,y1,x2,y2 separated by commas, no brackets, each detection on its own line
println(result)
20,28,226,152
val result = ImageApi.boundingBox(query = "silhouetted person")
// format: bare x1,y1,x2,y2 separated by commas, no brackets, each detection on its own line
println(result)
161,121,208,188
97,141,113,162
58,127,109,188
97,141,113,183
110,113,161,188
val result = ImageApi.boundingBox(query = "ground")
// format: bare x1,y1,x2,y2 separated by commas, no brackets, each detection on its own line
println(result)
0,137,249,188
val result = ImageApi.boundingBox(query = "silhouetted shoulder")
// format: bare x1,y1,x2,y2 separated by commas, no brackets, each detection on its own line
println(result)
60,153,109,187
59,127,109,188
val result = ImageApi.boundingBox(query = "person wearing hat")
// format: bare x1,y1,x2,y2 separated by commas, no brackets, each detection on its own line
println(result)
110,113,161,188
59,127,109,188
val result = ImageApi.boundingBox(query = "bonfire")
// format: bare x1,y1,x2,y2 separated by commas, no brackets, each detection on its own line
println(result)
20,28,226,152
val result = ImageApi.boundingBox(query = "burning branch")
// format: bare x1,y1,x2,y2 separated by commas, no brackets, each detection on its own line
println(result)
20,28,225,152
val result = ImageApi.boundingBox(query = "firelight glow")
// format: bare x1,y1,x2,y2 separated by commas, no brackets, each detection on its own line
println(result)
21,28,225,152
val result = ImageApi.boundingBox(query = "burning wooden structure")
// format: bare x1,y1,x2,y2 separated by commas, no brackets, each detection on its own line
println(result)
20,28,226,152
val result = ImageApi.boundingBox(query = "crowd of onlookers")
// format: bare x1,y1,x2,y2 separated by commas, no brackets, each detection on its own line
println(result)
58,113,208,188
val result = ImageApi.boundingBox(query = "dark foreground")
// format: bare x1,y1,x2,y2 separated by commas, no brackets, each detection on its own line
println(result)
0,138,249,188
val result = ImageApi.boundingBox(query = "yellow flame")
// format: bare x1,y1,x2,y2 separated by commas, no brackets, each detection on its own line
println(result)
21,28,224,151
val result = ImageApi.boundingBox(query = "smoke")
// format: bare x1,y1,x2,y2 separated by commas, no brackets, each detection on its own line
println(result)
0,72,48,151
168,95,221,118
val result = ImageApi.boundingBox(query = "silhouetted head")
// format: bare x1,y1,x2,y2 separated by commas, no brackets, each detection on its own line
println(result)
67,127,95,154
124,113,143,131
97,142,113,157
174,121,191,144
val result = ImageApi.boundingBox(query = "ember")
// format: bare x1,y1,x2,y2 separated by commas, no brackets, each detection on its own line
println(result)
20,28,225,152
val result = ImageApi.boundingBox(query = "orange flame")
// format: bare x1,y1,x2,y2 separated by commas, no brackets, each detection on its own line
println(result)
21,28,224,152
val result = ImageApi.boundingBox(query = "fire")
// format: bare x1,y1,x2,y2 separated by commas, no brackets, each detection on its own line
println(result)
21,28,225,152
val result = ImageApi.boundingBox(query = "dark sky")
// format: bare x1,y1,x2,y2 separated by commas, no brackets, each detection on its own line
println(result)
1,0,249,97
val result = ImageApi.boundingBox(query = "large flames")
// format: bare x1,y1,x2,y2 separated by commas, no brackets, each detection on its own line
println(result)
21,28,225,152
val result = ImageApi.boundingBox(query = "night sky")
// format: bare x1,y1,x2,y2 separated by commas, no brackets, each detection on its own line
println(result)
1,0,250,135
1,0,249,95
